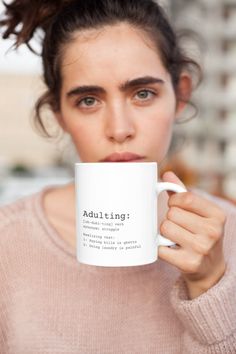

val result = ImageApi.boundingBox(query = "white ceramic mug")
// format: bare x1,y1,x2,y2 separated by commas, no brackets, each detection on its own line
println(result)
75,162,187,267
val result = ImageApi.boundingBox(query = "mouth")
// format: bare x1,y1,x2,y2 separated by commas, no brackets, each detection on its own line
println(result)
100,152,145,162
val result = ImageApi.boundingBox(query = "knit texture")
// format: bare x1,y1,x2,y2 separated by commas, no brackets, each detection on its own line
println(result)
0,186,236,354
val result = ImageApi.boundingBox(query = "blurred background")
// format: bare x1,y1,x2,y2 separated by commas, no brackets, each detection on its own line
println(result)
0,0,236,206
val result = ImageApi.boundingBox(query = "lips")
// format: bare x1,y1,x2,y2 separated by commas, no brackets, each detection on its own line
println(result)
100,152,145,162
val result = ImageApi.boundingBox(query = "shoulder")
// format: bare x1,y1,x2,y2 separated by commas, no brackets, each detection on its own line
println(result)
0,191,41,244
0,193,40,285
0,194,32,227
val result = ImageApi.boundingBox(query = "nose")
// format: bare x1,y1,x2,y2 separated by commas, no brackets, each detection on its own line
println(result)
104,102,136,143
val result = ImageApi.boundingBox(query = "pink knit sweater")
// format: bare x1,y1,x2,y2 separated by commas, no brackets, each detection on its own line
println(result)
0,185,236,354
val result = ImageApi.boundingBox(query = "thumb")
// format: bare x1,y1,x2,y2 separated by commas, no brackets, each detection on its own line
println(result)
161,171,187,196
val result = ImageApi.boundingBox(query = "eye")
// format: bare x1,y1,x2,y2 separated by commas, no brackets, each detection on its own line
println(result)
134,89,156,101
76,96,98,108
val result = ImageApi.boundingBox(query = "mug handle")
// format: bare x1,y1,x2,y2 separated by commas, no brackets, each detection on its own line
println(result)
155,182,187,247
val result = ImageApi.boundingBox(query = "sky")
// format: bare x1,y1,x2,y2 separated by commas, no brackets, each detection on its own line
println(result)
0,40,42,74
0,2,42,74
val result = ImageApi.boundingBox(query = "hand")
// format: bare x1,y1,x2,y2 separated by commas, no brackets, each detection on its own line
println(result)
158,171,227,299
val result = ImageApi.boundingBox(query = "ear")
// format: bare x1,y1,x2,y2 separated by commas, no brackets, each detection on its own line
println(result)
55,112,68,132
175,73,192,119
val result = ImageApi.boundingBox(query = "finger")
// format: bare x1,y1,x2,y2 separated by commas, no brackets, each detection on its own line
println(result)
166,206,218,235
168,191,224,219
161,216,221,258
160,218,194,249
161,171,187,197
158,246,200,274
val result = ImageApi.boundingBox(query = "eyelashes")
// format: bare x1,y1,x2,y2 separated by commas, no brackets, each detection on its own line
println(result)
75,89,158,108
135,89,157,101
77,97,96,107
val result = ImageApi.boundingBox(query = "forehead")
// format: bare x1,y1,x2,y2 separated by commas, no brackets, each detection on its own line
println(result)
60,22,169,86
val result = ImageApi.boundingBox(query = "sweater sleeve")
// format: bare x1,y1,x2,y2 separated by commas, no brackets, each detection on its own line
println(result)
169,195,236,353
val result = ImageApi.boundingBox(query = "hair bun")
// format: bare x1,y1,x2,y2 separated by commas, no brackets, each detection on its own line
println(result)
0,0,69,52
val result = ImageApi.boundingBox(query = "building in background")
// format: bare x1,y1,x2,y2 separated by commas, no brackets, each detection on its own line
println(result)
0,74,59,167
0,72,75,205
160,0,236,204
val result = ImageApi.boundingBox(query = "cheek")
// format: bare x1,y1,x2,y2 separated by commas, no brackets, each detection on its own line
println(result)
147,118,173,150
142,103,175,156
67,120,101,159
144,102,175,138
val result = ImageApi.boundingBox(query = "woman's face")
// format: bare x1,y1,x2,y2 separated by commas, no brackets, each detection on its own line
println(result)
58,22,189,163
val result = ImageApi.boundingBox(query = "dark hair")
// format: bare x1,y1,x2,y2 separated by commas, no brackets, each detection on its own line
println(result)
0,0,202,138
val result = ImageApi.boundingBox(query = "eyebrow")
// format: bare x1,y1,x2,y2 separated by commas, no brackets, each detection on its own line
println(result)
66,76,165,98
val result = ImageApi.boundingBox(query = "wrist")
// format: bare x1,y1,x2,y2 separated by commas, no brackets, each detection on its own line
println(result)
185,279,211,299
184,262,226,300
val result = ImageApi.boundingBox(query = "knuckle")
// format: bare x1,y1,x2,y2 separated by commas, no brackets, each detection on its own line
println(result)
167,206,178,220
217,209,227,224
206,223,222,240
194,240,211,256
187,256,202,273
160,219,172,234
183,192,195,207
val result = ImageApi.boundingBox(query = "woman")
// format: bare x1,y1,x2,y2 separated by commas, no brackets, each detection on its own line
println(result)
0,0,235,353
